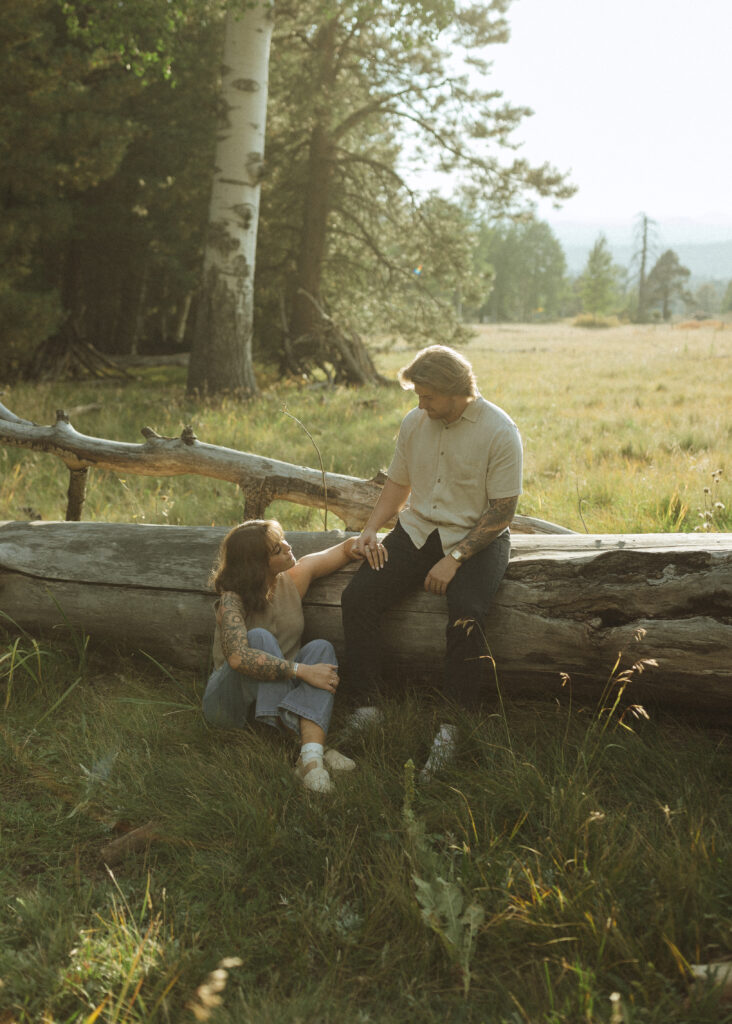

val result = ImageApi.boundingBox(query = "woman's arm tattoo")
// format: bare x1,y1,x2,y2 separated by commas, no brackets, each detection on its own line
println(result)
219,592,293,681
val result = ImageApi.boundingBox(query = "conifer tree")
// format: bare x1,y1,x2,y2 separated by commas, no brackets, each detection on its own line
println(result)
646,249,690,320
255,0,575,381
580,236,619,319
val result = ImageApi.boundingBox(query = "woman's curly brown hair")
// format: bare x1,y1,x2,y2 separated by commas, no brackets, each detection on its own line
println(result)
209,519,283,615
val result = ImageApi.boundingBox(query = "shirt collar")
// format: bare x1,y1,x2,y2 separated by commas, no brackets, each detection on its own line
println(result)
443,395,480,426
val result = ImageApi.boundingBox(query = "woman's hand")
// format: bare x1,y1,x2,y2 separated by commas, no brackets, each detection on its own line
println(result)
345,536,366,561
298,662,340,693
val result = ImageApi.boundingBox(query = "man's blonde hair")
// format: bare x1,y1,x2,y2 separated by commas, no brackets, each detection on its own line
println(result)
398,345,478,398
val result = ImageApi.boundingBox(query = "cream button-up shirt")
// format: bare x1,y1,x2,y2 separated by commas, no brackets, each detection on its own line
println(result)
386,395,523,553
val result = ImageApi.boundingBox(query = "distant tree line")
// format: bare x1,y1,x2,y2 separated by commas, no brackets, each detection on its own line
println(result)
570,223,730,325
1,2,729,387
463,218,729,326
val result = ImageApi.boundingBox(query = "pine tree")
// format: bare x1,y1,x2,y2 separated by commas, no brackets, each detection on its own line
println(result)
254,0,575,380
474,219,567,322
646,250,691,320
1,0,221,378
580,236,618,319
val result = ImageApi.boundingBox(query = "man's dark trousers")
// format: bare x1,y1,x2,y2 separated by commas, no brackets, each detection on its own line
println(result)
341,521,511,707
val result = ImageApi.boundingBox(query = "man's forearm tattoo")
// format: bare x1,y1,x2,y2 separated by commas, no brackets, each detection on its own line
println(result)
219,592,293,680
458,495,518,558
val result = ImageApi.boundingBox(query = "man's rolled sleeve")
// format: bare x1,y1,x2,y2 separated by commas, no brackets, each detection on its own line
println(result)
386,421,411,487
485,424,523,500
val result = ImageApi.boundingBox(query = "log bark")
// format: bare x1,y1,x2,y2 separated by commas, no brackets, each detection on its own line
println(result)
0,402,569,534
1,521,730,715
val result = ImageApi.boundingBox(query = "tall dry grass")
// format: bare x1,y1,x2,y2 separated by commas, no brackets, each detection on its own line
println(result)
1,627,731,1022
1,322,729,533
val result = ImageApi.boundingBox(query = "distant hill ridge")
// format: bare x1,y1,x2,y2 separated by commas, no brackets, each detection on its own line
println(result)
561,240,732,280
550,219,732,280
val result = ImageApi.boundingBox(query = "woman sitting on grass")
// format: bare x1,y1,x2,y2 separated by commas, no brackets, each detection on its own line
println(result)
203,519,363,793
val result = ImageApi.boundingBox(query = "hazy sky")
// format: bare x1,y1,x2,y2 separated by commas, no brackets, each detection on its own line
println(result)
472,0,732,231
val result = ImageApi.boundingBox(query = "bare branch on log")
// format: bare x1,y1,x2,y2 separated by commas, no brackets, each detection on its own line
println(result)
66,468,89,521
0,402,572,534
0,401,30,424
240,478,275,520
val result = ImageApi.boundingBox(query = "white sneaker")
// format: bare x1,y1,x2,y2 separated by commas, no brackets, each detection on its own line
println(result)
294,756,333,794
346,706,384,729
324,748,356,772
419,724,458,784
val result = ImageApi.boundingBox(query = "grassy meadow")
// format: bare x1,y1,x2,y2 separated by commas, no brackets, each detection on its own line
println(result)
0,322,729,533
1,321,731,1023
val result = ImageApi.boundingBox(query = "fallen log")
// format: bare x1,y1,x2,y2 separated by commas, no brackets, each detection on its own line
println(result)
1,521,730,715
0,401,571,534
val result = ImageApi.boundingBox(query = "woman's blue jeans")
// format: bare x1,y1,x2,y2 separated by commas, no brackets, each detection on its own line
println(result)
202,628,336,735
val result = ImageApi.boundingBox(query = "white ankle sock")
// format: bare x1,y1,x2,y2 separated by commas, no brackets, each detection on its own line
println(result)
300,742,324,764
423,724,457,771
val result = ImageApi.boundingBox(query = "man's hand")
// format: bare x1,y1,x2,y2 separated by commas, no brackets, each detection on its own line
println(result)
353,528,388,570
424,556,459,595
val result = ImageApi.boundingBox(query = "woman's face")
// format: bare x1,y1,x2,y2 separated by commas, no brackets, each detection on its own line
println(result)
267,530,296,575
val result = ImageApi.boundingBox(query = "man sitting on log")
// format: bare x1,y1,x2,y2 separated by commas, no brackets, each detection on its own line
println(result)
341,344,523,779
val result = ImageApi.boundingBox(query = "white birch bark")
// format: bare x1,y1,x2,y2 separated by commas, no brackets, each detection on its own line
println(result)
187,1,274,396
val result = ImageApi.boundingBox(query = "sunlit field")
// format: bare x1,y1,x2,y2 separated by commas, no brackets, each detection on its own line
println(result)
1,322,731,1023
1,321,729,533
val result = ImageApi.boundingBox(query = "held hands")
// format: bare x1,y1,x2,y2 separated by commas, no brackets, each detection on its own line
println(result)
352,528,389,571
298,662,340,693
344,536,366,562
424,556,459,596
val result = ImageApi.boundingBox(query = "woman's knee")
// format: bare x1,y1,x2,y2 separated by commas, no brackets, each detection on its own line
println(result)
299,638,337,665
246,627,280,654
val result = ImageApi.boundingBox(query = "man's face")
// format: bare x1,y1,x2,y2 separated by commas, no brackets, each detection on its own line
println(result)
414,384,465,424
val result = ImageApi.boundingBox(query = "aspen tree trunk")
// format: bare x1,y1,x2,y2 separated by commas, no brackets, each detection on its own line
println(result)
187,1,274,397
